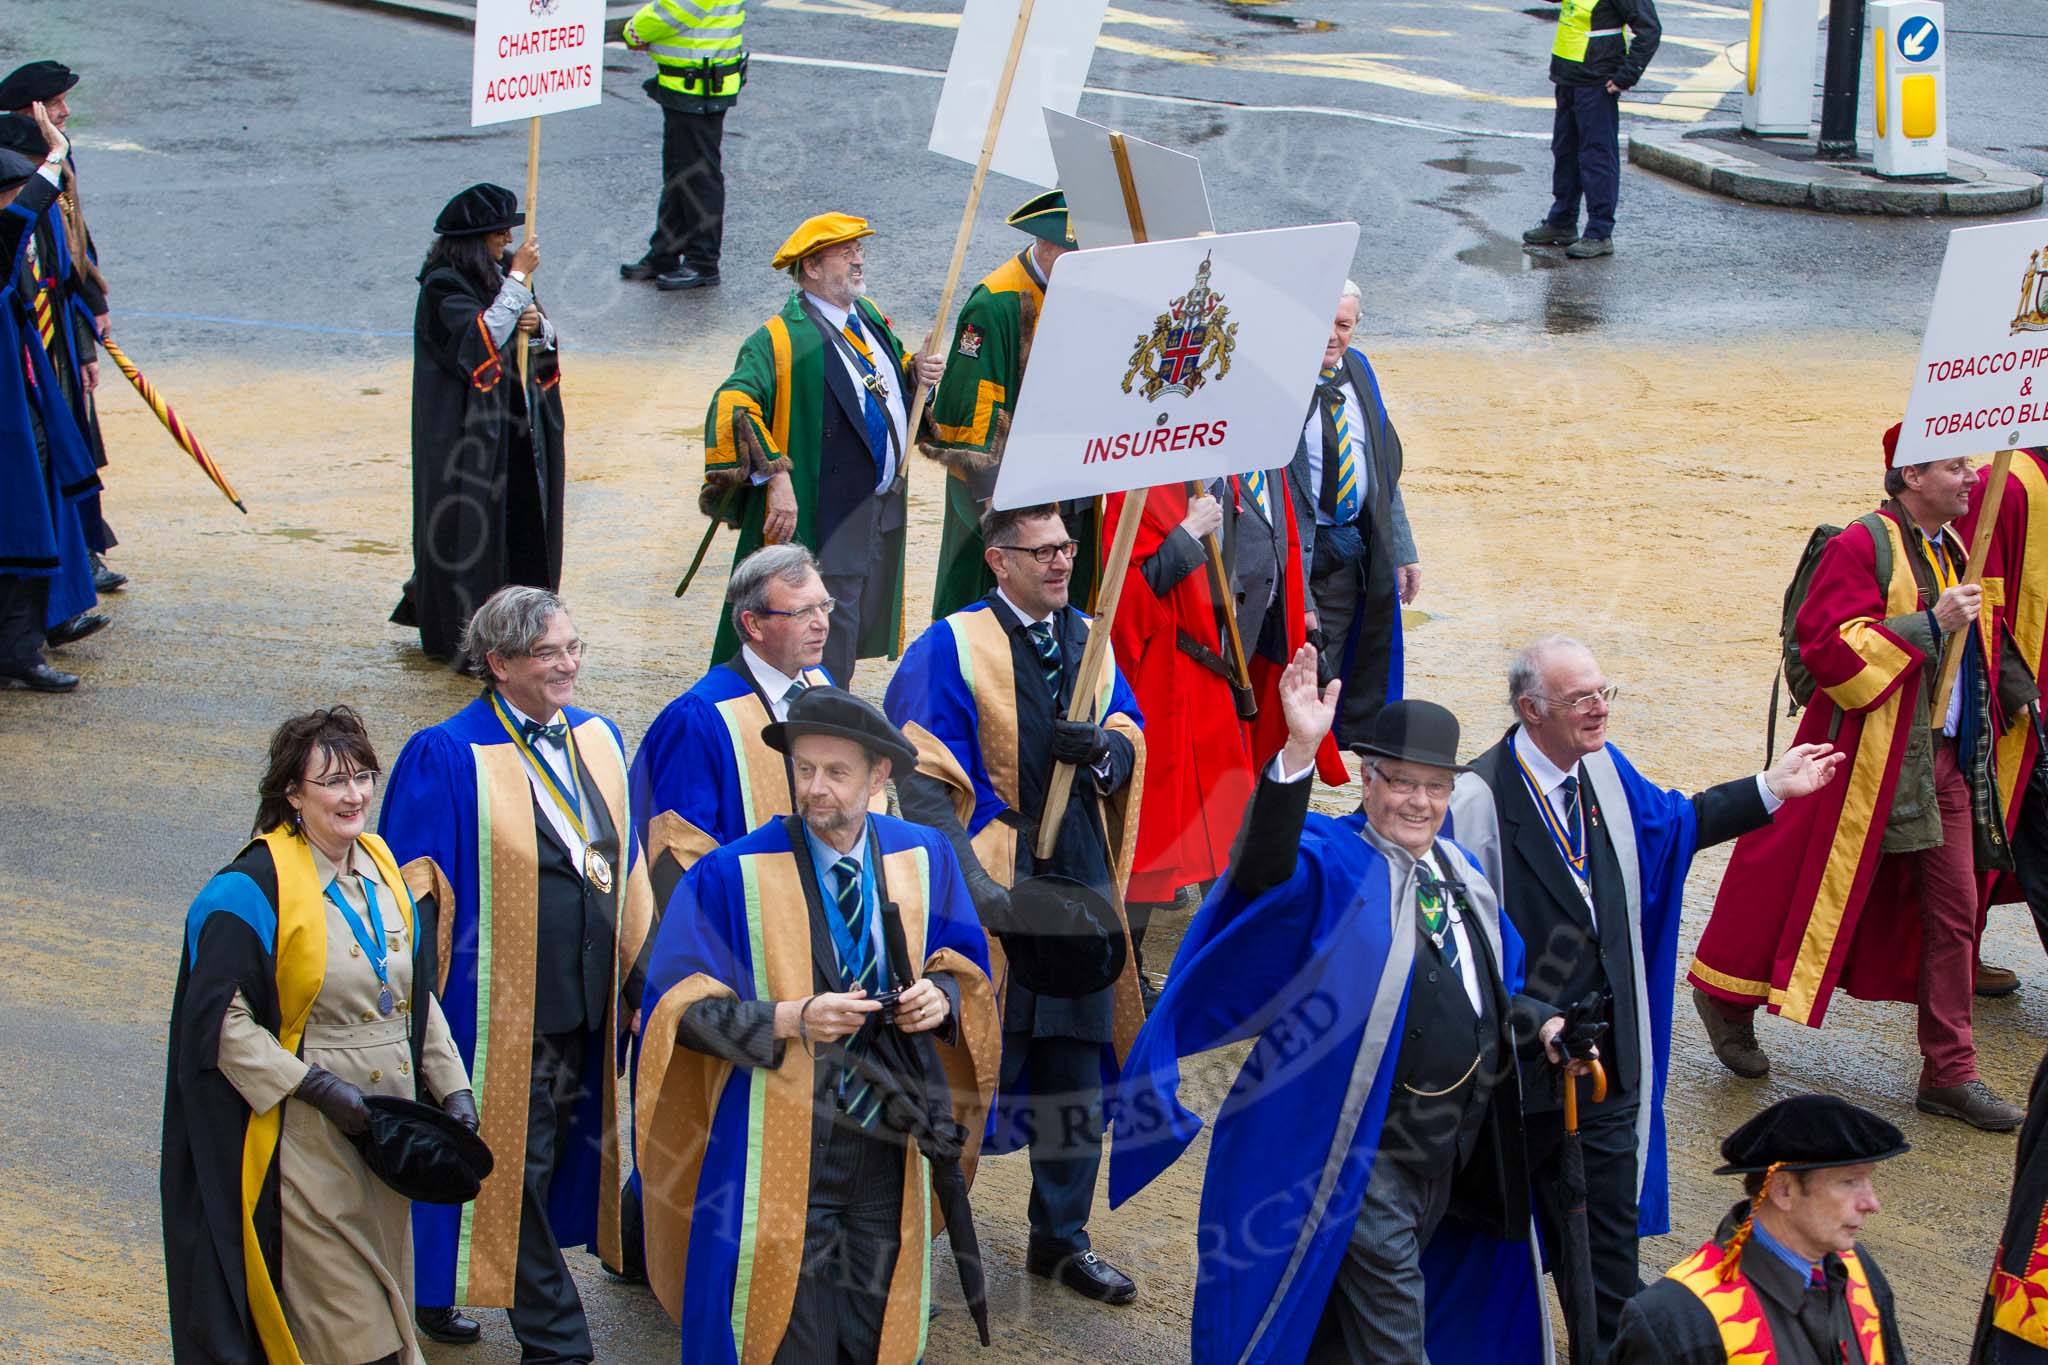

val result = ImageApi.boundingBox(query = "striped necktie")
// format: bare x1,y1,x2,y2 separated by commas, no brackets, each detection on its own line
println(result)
1028,620,1063,696
840,313,893,481
1240,468,1271,522
1318,365,1363,526
781,676,807,712
24,238,56,350
832,856,882,1127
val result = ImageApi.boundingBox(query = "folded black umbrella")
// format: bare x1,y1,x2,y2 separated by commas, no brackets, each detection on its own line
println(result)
353,1094,495,1206
831,901,992,1346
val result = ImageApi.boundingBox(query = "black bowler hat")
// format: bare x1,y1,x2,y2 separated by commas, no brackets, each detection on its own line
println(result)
1351,699,1473,774
763,686,919,773
998,874,1128,999
0,62,79,112
0,147,37,193
354,1095,496,1204
1713,1094,1910,1176
433,182,524,237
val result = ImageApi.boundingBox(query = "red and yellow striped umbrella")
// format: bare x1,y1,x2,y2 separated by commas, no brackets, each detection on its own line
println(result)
98,336,247,513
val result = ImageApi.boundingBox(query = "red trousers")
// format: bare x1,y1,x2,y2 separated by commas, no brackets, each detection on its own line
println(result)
1885,740,1981,1088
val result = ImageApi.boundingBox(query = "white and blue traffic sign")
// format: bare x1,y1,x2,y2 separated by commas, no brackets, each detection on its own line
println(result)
1897,15,1940,62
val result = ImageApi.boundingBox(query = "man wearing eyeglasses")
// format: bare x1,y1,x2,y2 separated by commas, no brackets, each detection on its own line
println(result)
1445,634,1840,1357
1113,646,1582,1361
380,585,657,1360
701,212,945,684
885,502,1149,1306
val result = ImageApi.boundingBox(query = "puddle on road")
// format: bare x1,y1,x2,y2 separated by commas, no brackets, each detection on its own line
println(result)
1425,156,1522,177
1215,0,1337,30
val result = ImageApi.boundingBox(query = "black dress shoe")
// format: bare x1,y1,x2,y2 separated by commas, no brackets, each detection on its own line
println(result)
655,264,720,291
92,553,128,592
621,255,677,282
1027,1246,1137,1305
415,1306,481,1344
1,662,79,692
45,612,109,648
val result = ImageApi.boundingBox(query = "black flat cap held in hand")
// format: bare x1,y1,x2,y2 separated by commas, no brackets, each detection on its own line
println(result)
354,1095,496,1204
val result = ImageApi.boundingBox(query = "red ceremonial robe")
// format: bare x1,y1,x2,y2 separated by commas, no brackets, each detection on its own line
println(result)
1101,484,1255,903
1961,448,2048,910
1235,471,1348,786
1691,507,1995,1025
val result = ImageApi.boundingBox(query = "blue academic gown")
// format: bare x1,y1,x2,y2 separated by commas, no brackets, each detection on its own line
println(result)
637,814,993,1362
1109,812,1546,1364
884,599,1146,1154
379,693,649,1306
1445,742,1699,1237
0,185,97,629
627,656,836,852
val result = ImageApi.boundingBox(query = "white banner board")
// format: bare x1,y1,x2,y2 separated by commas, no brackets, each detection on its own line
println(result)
928,0,1109,188
1045,110,1214,248
471,0,606,129
1896,218,2048,465
992,223,1361,509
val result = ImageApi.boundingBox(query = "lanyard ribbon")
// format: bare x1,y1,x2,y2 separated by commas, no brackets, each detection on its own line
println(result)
489,692,588,839
323,873,402,1008
1515,750,1588,884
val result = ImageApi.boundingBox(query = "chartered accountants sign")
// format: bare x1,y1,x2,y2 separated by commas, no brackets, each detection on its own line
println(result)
470,0,606,128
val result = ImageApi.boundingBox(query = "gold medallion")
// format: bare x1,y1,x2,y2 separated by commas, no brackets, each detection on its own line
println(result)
585,848,614,893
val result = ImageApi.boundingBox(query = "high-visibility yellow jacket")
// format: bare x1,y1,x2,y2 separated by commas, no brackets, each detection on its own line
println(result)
627,0,746,108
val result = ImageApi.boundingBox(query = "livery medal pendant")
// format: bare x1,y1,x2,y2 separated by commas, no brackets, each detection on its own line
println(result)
379,985,396,1017
585,848,614,894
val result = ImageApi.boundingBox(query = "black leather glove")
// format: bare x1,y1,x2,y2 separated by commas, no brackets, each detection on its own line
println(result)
963,864,1016,936
442,1088,480,1133
295,1064,370,1137
1049,719,1112,767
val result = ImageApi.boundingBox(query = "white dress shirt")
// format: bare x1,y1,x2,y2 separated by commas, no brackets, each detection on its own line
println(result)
804,290,906,493
502,697,589,863
742,645,807,721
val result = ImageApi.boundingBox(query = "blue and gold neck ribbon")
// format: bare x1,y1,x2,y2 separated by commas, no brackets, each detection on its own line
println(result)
489,690,587,838
1515,749,1588,885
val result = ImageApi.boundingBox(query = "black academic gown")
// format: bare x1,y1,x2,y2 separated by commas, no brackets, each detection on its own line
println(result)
392,264,566,661
1611,1203,1909,1365
162,839,443,1365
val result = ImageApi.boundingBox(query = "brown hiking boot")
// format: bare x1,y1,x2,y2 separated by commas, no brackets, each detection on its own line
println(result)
1692,986,1769,1078
1917,1079,2024,1132
1977,961,2022,997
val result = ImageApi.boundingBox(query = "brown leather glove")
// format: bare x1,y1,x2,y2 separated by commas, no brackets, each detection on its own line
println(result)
294,1064,369,1137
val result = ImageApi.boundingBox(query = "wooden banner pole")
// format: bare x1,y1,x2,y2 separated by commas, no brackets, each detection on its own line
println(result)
1107,132,1256,720
518,115,540,389
1929,447,2014,721
907,0,1039,442
1038,484,1149,861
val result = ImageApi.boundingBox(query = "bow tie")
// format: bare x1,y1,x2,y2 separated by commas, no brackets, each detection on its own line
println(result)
521,718,567,745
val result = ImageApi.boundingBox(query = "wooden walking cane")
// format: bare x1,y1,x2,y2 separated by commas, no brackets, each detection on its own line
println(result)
1106,131,1257,721
1929,448,2016,722
906,0,1039,442
517,116,540,388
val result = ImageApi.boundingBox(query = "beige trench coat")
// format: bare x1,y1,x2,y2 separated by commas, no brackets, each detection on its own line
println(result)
215,841,468,1365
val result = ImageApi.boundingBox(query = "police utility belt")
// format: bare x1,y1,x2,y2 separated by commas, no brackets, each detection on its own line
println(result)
658,54,749,92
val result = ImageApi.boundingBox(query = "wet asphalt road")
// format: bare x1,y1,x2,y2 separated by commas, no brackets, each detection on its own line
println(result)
3,0,2048,1360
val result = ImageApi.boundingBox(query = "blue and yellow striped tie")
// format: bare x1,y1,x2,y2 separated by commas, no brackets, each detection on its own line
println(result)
1319,365,1362,526
833,857,883,1127
1240,468,1271,522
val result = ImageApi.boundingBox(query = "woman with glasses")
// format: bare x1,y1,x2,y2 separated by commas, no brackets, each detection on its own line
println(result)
163,705,473,1365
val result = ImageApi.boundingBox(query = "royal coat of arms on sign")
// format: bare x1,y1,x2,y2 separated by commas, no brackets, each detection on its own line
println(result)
1123,252,1238,402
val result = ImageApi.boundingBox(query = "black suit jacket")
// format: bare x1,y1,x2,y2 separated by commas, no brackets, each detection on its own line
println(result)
1466,727,1769,1109
804,299,910,578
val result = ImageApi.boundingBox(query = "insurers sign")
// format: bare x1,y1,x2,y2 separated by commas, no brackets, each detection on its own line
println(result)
992,222,1361,509
1895,217,2048,466
471,0,607,128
